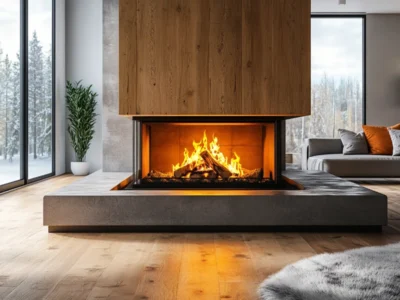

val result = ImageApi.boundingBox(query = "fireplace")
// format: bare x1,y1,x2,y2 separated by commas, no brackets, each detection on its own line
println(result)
125,117,289,190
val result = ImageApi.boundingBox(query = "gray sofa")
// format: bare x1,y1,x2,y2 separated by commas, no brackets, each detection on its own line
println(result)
302,138,400,177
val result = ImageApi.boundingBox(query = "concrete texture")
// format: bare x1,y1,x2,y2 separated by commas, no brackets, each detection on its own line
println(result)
65,0,103,173
43,170,387,227
366,14,400,126
103,0,133,172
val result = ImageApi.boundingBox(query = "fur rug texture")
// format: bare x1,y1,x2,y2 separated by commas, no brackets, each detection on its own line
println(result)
259,243,400,300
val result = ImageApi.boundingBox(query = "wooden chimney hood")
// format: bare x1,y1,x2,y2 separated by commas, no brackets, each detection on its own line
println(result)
119,0,311,117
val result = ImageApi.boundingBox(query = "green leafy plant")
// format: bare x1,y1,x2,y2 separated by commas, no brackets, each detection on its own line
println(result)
66,80,98,162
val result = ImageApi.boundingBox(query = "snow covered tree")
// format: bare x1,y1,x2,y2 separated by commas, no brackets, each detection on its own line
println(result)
2,55,13,160
6,54,21,161
0,46,4,158
28,31,45,159
0,32,52,164
37,51,52,157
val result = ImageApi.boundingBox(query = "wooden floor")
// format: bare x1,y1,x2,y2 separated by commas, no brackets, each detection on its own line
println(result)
1,176,400,300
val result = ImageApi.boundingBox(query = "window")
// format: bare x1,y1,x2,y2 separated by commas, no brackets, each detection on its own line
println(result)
286,16,364,165
0,0,54,192
28,0,53,179
0,1,21,186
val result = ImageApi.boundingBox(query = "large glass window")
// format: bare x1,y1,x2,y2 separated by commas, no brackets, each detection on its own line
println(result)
0,0,22,186
286,16,364,165
0,0,54,192
28,0,53,179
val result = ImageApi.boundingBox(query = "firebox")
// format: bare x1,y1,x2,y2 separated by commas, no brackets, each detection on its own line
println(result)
126,117,286,190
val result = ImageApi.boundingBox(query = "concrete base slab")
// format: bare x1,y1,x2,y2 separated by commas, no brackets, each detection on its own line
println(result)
43,171,387,229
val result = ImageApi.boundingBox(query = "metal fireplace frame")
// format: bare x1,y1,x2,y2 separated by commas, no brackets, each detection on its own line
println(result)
131,116,285,190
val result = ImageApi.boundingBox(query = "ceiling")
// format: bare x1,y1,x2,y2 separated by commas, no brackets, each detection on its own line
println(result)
312,0,400,13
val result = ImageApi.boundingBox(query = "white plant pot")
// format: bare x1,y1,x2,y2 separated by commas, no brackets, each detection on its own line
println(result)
71,162,90,176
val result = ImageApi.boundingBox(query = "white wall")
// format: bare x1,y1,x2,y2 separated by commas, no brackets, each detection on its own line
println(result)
65,0,103,173
55,0,66,175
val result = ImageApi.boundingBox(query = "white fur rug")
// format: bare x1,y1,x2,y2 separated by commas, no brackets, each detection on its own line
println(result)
259,243,400,300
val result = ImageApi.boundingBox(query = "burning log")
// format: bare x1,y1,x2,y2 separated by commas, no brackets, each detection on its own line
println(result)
206,171,218,179
200,150,232,179
173,163,194,178
242,168,263,179
190,169,218,179
148,170,172,178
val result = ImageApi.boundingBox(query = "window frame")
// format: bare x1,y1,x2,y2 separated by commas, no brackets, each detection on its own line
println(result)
0,0,55,193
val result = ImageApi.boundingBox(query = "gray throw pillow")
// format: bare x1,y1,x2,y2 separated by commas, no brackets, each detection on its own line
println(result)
388,128,400,156
338,129,368,155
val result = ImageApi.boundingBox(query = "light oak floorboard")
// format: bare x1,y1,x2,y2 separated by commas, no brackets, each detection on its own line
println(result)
133,234,185,300
0,176,400,299
215,233,260,300
176,234,219,300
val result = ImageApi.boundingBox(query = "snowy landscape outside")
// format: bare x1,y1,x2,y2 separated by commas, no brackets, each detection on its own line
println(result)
286,17,364,165
0,0,52,185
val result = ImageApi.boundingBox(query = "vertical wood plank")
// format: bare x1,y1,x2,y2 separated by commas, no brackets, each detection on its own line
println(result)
242,0,272,115
177,234,220,299
119,0,137,114
271,0,311,115
137,0,210,115
242,0,311,115
132,234,185,300
177,0,210,114
214,233,260,300
209,0,242,114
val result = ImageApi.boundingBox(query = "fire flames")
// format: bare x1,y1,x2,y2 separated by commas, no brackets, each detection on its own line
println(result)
172,131,243,177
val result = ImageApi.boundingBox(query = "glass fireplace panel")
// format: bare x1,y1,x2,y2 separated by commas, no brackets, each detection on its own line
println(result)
136,122,277,189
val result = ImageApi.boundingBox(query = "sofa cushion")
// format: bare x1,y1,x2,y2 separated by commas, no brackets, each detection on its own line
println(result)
338,129,368,155
307,138,343,157
362,125,393,155
388,129,400,156
308,154,400,177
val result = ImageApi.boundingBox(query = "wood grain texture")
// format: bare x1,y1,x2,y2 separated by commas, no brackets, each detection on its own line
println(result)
136,0,210,115
119,0,137,115
133,234,184,300
176,234,219,299
2,175,399,299
120,0,311,116
215,233,260,299
209,0,242,114
242,0,311,115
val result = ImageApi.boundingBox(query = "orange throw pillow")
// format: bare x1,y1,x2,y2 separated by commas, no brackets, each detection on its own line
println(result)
362,125,392,155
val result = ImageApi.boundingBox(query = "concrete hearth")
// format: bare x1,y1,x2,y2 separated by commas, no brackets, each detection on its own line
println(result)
43,170,387,231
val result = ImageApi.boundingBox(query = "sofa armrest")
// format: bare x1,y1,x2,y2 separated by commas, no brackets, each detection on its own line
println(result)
301,138,343,170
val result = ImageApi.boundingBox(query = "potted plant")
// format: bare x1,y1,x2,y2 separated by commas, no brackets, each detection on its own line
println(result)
66,80,98,176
